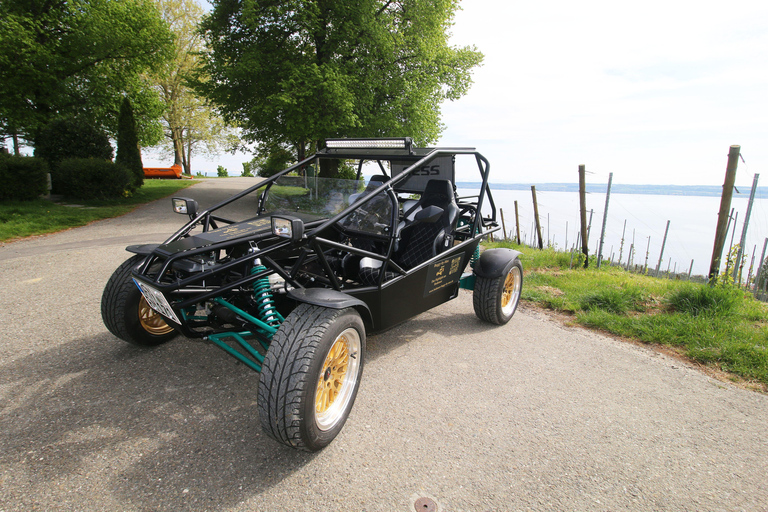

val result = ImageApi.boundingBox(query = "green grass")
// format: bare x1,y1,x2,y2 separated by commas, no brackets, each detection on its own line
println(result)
0,179,197,241
490,241,768,388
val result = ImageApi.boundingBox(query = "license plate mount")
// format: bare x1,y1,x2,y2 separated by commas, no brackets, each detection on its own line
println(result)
133,279,181,325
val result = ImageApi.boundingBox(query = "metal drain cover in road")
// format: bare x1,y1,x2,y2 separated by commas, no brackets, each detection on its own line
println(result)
414,497,437,512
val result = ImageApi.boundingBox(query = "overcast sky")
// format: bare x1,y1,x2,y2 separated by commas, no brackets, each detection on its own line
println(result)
148,0,768,187
439,0,768,186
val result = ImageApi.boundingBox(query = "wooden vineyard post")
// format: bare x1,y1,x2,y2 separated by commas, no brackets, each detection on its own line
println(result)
725,211,739,279
655,220,670,277
531,186,543,249
709,145,741,283
747,244,757,289
500,208,508,241
644,236,651,274
734,173,759,284
579,165,589,267
514,201,521,244
597,172,613,268
618,219,627,268
754,237,768,298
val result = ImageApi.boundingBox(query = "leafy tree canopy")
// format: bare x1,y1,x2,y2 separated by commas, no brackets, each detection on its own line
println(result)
245,143,296,178
0,0,174,147
197,0,483,161
148,0,242,174
34,118,114,171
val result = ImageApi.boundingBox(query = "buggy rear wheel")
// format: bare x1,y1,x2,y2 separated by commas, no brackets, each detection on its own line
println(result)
473,257,523,325
101,255,178,346
258,304,365,451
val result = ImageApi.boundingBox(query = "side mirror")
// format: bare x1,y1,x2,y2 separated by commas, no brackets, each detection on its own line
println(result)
414,205,444,223
272,215,304,242
172,197,198,218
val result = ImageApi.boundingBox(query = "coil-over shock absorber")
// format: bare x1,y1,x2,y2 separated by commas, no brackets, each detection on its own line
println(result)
251,260,281,327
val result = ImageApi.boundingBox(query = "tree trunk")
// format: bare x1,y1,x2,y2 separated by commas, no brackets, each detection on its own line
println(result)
171,127,184,168
319,158,339,178
12,132,20,156
184,137,192,175
316,139,338,178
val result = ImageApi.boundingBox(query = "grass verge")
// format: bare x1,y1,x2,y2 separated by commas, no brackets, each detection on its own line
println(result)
489,241,768,389
0,179,197,242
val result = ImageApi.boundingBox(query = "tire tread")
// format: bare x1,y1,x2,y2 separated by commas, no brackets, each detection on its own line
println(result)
258,304,360,451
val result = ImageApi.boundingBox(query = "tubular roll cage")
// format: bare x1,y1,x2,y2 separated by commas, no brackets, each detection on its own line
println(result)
132,142,501,352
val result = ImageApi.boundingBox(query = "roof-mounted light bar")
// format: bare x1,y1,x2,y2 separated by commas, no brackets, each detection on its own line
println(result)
325,137,413,152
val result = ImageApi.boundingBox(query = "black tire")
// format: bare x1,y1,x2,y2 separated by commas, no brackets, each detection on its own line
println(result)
101,255,178,346
258,304,365,451
473,257,523,325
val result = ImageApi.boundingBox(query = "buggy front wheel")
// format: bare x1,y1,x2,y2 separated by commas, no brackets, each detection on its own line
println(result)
258,304,365,451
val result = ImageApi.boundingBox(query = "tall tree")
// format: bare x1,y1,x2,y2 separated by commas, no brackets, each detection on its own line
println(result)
150,0,240,175
0,0,174,148
116,97,144,188
197,0,483,171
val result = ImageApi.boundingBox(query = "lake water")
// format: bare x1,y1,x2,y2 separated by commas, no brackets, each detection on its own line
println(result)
458,187,768,278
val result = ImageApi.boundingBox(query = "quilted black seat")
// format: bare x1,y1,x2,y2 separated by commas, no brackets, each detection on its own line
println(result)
393,179,459,269
357,179,459,285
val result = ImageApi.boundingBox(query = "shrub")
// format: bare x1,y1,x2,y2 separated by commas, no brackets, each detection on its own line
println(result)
337,161,357,180
666,283,742,317
0,154,49,200
115,97,144,190
217,165,228,177
54,158,132,200
241,161,254,177
34,118,114,174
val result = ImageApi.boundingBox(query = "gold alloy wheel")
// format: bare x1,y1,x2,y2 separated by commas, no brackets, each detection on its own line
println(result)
501,265,522,315
138,295,174,335
315,327,361,431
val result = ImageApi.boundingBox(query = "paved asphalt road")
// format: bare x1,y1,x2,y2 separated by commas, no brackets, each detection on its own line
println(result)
1,178,768,512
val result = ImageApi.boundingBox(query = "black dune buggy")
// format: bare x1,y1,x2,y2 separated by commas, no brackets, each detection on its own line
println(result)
101,138,523,451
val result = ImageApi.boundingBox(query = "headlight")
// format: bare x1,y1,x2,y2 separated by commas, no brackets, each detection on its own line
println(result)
172,197,198,216
272,215,304,242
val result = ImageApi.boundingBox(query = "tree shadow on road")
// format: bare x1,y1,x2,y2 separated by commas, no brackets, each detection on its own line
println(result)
0,292,520,510
0,334,317,510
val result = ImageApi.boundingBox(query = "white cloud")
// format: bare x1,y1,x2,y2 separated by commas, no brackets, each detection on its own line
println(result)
440,0,768,185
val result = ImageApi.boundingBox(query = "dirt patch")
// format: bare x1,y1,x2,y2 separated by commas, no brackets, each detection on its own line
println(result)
534,285,565,297
527,267,567,277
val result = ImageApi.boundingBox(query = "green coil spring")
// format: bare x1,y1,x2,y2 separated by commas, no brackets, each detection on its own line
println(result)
471,244,480,266
251,264,281,327
458,217,481,266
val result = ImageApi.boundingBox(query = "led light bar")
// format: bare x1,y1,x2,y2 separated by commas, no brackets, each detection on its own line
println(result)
325,137,412,150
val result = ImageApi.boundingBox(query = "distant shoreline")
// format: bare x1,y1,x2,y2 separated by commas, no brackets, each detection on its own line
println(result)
456,182,763,198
